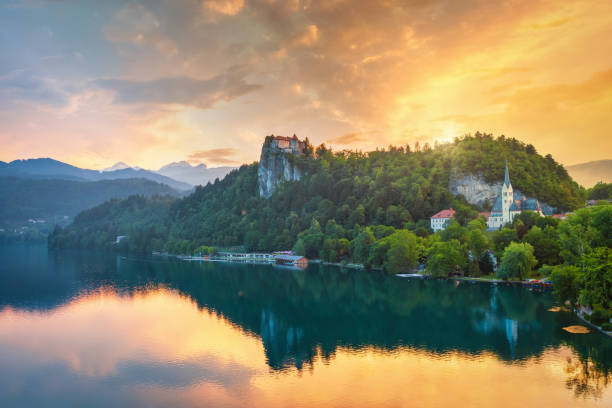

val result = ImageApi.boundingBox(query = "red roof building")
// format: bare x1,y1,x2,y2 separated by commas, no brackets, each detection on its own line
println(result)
430,208,455,232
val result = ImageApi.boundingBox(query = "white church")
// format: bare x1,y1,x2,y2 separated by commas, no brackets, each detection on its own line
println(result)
486,161,544,230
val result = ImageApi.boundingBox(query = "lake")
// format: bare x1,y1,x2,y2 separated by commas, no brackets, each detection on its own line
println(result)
0,244,611,407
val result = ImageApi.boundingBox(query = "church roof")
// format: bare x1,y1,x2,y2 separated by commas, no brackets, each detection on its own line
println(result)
509,200,521,211
504,160,511,188
492,196,503,212
523,198,542,212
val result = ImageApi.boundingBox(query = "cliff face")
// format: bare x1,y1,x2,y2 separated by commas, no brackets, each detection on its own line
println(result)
449,170,555,214
449,172,502,207
258,142,302,198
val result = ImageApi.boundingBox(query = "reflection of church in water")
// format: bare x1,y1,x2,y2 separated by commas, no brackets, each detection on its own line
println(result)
472,286,519,357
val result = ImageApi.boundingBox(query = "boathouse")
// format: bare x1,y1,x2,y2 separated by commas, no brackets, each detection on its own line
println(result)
274,254,308,268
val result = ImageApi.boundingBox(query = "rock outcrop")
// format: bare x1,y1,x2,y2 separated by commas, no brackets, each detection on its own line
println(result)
449,172,502,207
449,170,555,214
257,135,305,198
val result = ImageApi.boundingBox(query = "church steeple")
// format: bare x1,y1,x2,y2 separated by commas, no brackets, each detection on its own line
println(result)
504,160,511,188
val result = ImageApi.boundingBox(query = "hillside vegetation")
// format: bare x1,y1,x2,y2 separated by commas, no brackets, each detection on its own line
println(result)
50,133,585,255
0,177,179,228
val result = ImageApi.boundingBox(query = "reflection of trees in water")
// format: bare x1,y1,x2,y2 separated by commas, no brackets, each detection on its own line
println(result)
8,246,612,384
565,356,611,399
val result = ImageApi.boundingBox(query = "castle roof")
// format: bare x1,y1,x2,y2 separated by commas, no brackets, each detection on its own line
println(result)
431,208,455,219
273,134,300,142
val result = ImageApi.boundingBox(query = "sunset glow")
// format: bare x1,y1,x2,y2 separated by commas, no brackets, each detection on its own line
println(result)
0,287,609,407
1,0,611,169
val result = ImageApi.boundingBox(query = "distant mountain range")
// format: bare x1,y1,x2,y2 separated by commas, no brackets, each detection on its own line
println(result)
156,161,235,186
0,157,235,240
566,160,612,188
4,158,192,191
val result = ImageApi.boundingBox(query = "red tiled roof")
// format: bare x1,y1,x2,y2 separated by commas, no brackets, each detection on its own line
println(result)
274,134,300,142
478,212,491,219
552,214,567,219
431,208,455,219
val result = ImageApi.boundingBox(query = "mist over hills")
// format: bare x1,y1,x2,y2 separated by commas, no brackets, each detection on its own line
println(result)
157,161,236,186
566,160,612,188
4,158,192,191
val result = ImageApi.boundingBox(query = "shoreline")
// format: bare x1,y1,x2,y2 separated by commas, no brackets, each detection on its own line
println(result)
575,310,612,338
164,253,551,287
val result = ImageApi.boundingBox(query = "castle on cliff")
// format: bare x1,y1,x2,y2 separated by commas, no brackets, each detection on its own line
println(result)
258,134,306,198
266,134,306,155
486,161,544,229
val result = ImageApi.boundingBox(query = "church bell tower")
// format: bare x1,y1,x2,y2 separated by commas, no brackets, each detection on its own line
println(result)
501,160,513,224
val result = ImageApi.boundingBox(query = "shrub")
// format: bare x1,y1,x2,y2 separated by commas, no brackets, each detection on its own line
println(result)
590,307,611,326
601,322,612,331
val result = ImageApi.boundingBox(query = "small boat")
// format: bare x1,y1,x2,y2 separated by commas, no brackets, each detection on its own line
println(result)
396,273,424,278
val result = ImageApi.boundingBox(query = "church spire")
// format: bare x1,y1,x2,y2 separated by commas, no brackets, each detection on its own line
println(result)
504,160,510,187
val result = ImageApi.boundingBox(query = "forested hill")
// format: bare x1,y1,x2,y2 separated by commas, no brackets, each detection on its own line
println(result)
49,133,586,253
0,177,179,227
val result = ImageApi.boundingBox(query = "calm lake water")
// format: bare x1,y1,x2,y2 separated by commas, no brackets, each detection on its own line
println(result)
1,244,611,407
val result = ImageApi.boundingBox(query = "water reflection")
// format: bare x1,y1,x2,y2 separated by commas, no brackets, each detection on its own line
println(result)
0,244,611,407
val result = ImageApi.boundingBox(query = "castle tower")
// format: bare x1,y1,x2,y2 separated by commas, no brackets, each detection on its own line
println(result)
501,160,513,224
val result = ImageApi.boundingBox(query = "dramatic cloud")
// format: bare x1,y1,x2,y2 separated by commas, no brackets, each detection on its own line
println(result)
0,70,69,107
203,0,245,16
92,67,261,108
188,148,240,165
1,0,611,168
327,132,377,145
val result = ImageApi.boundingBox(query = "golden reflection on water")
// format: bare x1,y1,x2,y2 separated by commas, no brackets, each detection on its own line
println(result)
0,287,610,407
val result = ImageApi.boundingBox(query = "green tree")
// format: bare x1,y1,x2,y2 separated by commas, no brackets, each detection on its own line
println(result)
579,247,612,308
522,225,561,266
492,227,519,259
467,228,490,276
351,227,375,264
426,240,466,277
587,182,612,200
497,242,537,280
558,222,594,271
295,219,324,259
550,265,582,307
383,230,418,273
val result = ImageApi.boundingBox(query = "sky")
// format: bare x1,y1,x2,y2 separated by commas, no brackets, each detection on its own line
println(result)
1,0,611,169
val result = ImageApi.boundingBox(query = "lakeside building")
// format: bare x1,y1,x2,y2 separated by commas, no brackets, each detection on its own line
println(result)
430,208,455,232
216,252,275,263
274,254,309,268
486,161,544,230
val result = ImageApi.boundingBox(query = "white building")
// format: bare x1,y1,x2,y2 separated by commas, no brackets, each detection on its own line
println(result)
430,208,455,232
487,161,544,230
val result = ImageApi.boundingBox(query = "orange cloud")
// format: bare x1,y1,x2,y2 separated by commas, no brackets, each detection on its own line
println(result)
189,148,240,165
2,0,612,168
203,0,245,16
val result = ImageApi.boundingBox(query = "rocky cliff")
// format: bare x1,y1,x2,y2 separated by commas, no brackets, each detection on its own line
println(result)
257,139,303,198
449,170,555,214
449,171,502,207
